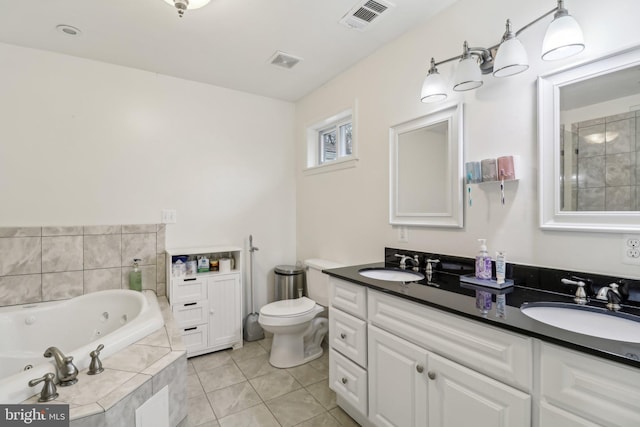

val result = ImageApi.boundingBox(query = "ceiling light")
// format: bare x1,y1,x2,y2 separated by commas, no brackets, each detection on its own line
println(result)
420,0,584,103
163,0,211,18
583,131,619,144
56,25,82,37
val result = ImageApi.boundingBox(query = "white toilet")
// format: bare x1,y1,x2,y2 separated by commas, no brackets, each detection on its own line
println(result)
259,259,342,368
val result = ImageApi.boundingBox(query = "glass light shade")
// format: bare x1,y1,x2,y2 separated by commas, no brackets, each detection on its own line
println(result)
542,14,585,61
453,57,483,91
163,0,211,10
493,37,529,77
421,72,448,103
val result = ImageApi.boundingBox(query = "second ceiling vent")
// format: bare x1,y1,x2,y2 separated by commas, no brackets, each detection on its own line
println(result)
339,0,395,31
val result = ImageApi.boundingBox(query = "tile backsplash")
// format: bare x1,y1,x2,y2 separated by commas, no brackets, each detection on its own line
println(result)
0,224,166,307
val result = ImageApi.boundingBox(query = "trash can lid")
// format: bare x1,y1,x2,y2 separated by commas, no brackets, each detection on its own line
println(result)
275,265,304,275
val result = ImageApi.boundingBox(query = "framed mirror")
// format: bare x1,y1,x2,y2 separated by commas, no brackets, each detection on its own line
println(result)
538,46,640,232
389,103,464,227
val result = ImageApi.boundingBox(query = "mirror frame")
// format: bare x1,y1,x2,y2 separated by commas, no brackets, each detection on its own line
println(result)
538,46,640,232
389,103,464,228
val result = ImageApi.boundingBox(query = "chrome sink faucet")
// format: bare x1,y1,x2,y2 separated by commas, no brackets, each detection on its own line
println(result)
395,254,420,271
596,281,628,311
44,347,78,386
561,277,591,305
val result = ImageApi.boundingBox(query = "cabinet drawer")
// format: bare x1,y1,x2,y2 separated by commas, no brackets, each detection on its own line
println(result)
181,324,208,355
329,349,367,416
172,300,209,328
539,401,601,427
329,307,367,368
171,277,207,303
368,289,532,392
329,277,367,319
540,342,640,427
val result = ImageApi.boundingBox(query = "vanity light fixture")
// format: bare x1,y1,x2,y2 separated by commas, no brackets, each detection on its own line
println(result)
163,0,211,17
420,0,585,103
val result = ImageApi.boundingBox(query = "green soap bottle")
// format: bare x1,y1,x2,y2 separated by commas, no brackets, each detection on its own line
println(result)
129,258,142,291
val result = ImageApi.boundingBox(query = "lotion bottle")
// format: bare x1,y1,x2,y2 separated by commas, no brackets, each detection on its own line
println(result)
475,239,492,280
495,251,506,284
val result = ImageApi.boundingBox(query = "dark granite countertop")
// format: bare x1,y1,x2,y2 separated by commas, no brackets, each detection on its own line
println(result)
324,262,640,369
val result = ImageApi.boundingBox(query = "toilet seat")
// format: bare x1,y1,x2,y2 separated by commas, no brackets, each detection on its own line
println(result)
260,297,317,318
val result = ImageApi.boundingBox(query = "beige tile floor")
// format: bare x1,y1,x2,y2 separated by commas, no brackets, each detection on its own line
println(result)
180,338,360,427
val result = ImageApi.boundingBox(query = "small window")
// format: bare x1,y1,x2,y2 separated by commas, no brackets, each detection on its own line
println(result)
306,109,357,173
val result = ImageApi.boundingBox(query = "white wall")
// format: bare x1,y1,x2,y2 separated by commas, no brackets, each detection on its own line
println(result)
294,0,640,278
0,42,296,310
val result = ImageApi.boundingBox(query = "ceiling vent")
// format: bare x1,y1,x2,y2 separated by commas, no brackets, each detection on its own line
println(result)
269,51,303,70
339,0,395,31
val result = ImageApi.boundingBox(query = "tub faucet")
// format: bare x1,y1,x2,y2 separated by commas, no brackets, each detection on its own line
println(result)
44,347,78,386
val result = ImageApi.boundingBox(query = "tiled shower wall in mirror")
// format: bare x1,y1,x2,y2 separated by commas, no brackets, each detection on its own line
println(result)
0,224,166,307
561,111,640,211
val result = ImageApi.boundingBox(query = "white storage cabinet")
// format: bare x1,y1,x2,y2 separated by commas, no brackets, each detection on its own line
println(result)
167,246,243,357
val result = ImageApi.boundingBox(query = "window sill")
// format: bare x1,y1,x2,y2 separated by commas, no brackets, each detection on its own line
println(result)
303,157,359,176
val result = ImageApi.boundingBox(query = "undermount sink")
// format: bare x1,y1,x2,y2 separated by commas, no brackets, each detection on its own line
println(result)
358,268,424,282
520,302,640,343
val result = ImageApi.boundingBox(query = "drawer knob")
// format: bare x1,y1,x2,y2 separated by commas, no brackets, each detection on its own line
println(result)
340,333,346,339
416,365,424,373
341,377,348,384
427,371,436,380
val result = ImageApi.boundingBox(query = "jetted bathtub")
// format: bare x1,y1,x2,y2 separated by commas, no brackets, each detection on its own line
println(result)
0,289,164,403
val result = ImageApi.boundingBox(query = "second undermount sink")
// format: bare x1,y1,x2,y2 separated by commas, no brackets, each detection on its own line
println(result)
358,268,424,282
521,302,640,343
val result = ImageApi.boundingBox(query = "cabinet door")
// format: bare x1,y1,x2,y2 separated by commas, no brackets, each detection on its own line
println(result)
368,325,428,427
428,352,530,427
208,274,241,349
539,401,601,427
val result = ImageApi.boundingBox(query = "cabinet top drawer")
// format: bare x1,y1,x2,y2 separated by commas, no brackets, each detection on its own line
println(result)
369,289,533,392
171,276,207,303
329,277,367,319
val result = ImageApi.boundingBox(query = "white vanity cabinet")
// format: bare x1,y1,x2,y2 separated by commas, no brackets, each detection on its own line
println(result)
367,290,531,427
328,277,532,427
537,342,640,427
328,278,369,424
167,246,243,357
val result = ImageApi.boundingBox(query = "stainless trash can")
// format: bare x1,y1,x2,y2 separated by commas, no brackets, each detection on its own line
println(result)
274,265,306,300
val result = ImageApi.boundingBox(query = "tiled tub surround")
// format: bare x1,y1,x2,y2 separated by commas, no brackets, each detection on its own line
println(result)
0,224,167,306
23,296,187,427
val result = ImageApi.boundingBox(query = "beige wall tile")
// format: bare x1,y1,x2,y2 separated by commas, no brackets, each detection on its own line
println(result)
42,236,83,273
122,233,156,266
83,225,122,235
0,274,41,306
84,235,121,269
0,237,41,276
42,226,83,236
122,224,157,234
42,271,83,301
0,227,41,237
84,268,122,293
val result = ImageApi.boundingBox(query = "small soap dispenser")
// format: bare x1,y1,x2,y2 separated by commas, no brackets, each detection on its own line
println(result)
129,258,142,291
475,239,492,280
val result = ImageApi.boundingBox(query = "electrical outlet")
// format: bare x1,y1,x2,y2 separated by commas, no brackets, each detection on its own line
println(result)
622,234,640,265
398,226,408,243
161,209,177,224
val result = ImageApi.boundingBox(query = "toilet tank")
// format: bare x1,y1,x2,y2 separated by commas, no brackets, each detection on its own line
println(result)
304,259,343,306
